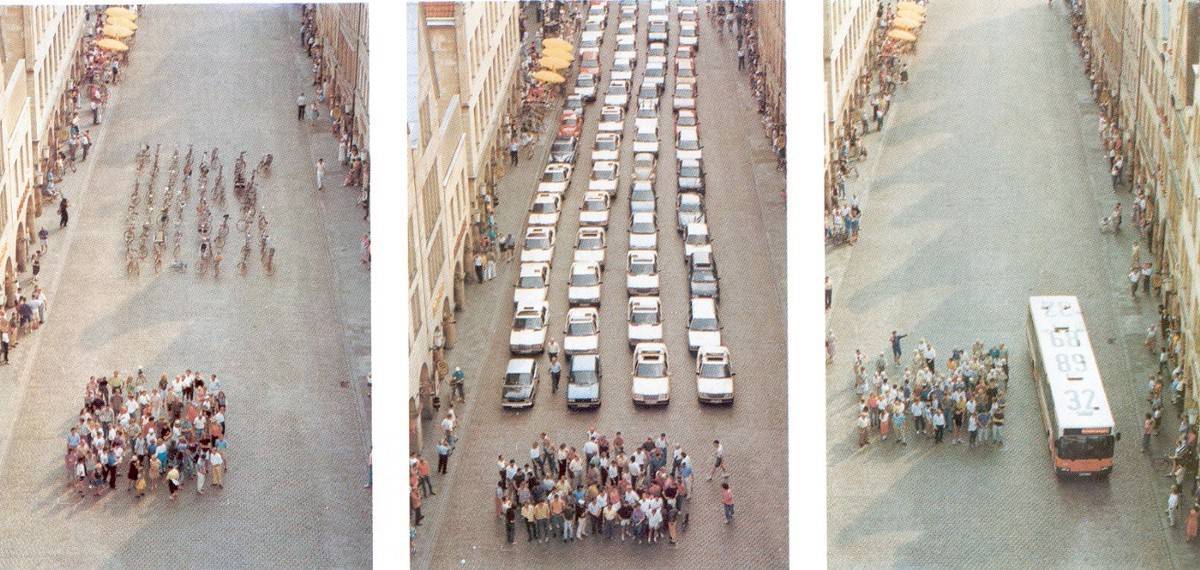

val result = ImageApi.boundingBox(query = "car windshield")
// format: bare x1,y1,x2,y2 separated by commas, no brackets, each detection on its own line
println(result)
582,38,598,48
681,27,696,37
700,362,731,378
571,272,599,286
680,164,701,178
568,321,597,335
636,131,657,143
1059,435,1115,460
578,237,603,249
514,315,543,330
650,46,665,56
641,88,657,98
594,166,616,179
678,114,696,126
602,110,621,122
632,190,654,202
563,115,579,126
504,371,532,386
646,67,664,77
552,141,573,154
636,159,654,170
685,232,709,245
678,67,694,78
678,137,699,150
631,219,655,233
578,76,594,87
690,317,718,331
631,310,659,325
610,84,627,95
639,107,656,118
542,170,565,182
636,361,666,377
526,236,549,249
615,61,631,71
571,368,598,385
630,261,655,275
677,87,695,98
584,197,607,211
692,267,716,282
518,275,545,288
596,139,617,151
532,201,557,213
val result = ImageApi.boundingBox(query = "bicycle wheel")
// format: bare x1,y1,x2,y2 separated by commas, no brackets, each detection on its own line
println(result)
845,166,860,181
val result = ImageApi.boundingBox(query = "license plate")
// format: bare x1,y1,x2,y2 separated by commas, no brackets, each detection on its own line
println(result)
644,396,657,403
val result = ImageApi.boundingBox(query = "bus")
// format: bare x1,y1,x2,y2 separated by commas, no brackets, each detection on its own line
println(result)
1026,296,1120,479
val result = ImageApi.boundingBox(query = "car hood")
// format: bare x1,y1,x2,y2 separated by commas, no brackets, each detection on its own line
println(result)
575,250,605,264
676,149,702,161
528,212,559,225
593,149,619,161
568,284,601,299
685,243,713,258
503,384,534,401
589,179,618,192
633,141,659,152
511,329,547,344
580,210,610,223
629,233,657,249
628,323,663,340
678,211,704,227
696,377,733,395
678,176,703,190
691,281,717,295
522,249,553,263
688,330,722,349
631,201,655,213
632,377,669,396
627,274,659,289
564,335,599,352
513,288,548,306
538,181,569,193
567,382,600,401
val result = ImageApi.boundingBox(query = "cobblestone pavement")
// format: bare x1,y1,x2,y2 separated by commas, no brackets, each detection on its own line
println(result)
414,2,787,568
0,6,371,567
826,1,1198,567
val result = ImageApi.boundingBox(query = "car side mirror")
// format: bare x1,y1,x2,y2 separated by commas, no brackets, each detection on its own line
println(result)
1115,432,1122,442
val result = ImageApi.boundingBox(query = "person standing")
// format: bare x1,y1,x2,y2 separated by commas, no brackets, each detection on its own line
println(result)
932,405,946,443
720,482,735,524
296,92,308,120
1143,413,1154,452
81,131,92,161
1168,485,1183,527
1187,505,1200,542
435,438,452,475
737,47,745,70
1,329,10,365
1142,262,1154,295
451,366,466,402
825,276,833,310
417,456,434,496
316,158,325,191
1130,268,1141,298
550,357,562,394
90,100,100,125
195,453,208,495
890,331,908,364
58,198,70,228
706,439,726,481
210,449,225,489
167,465,181,500
509,139,520,166
411,486,424,526
504,497,517,544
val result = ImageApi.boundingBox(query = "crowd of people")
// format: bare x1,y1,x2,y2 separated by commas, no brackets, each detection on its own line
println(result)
66,368,228,499
484,431,733,546
854,337,1009,449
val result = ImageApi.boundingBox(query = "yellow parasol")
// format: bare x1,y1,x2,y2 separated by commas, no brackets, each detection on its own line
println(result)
887,29,917,42
105,6,137,20
532,70,565,84
543,48,574,62
892,18,921,30
897,7,926,20
542,38,573,51
540,57,570,71
108,17,137,30
896,1,925,13
103,25,134,39
96,37,130,52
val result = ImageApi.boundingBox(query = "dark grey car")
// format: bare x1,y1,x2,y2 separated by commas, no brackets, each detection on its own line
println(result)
688,251,720,301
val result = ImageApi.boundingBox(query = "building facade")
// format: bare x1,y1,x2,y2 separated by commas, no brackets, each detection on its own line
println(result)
753,0,786,133
0,6,86,306
315,4,369,153
823,0,877,209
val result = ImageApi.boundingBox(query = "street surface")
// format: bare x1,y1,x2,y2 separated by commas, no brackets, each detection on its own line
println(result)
0,6,371,567
827,1,1198,567
414,2,787,568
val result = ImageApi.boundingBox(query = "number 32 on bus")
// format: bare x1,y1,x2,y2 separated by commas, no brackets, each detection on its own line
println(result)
1026,296,1121,480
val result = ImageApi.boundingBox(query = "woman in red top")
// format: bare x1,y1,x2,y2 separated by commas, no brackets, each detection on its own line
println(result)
721,483,735,524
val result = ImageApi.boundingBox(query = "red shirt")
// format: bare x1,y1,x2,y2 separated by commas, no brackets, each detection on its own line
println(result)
721,488,734,506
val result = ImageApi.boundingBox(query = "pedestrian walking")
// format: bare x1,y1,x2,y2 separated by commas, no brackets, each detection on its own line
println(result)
706,439,727,481
1142,262,1154,295
412,487,424,526
474,253,485,283
310,101,320,122
550,357,562,393
451,366,466,402
825,276,833,310
316,158,325,191
296,92,308,120
504,498,517,543
1143,413,1154,452
58,198,70,228
890,331,908,364
81,131,92,161
90,100,100,125
1168,485,1183,527
737,47,745,70
1130,268,1141,298
1187,506,1200,542
720,482,735,524
510,139,520,166
436,438,451,475
548,338,561,362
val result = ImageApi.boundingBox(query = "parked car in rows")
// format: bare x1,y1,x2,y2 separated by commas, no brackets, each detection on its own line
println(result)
632,342,670,405
675,126,702,161
675,109,701,137
678,159,705,194
538,164,572,195
563,307,600,355
612,57,634,82
696,346,735,404
687,297,722,353
599,105,625,133
550,136,578,166
605,79,630,108
513,262,550,309
684,222,713,261
629,180,656,214
527,192,562,227
673,83,697,112
633,124,659,155
574,227,607,269
567,260,603,306
633,152,657,182
510,301,549,354
688,250,720,301
589,161,619,195
559,110,583,138
566,353,602,409
592,133,621,162
502,358,539,408
575,73,598,102
626,251,660,296
520,226,555,265
676,192,705,233
629,211,658,251
679,22,699,50
580,191,612,228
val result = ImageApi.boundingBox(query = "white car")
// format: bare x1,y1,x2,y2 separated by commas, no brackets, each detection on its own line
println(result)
589,161,619,195
520,226,556,265
575,73,598,101
632,342,670,405
527,192,562,227
502,358,540,408
676,0,698,14
677,157,705,193
584,18,604,33
675,126,702,161
675,58,697,89
633,152,657,182
615,37,636,64
633,124,659,155
612,58,634,82
580,191,611,227
513,262,550,308
643,60,667,90
649,0,669,23
648,42,667,59
638,85,660,110
679,22,699,49
580,31,603,57
683,222,713,260
564,307,600,355
679,6,699,24
627,297,664,346
627,251,660,295
598,105,625,133
629,211,658,250
604,79,630,107
673,83,697,112
574,227,607,268
696,345,735,404
648,19,668,42
538,164,573,194
687,297,722,353
588,3,606,20
676,191,705,232
620,5,637,21
567,260,602,306
629,180,656,214
592,133,621,162
510,301,549,354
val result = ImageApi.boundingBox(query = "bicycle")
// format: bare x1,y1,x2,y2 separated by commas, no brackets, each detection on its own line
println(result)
238,238,252,275
125,252,139,276
153,246,163,274
213,254,224,278
263,247,276,275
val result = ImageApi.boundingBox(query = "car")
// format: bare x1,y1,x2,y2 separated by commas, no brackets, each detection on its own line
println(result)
563,307,601,355
513,262,550,308
584,19,604,34
502,358,540,408
683,221,713,260
643,60,667,90
676,191,705,232
674,46,695,67
679,22,699,49
627,251,660,295
678,159,705,194
676,0,699,13
629,211,658,250
565,94,584,114
673,83,697,112
580,31,603,57
566,353,603,409
628,297,664,346
559,110,583,138
688,251,720,301
633,124,659,154
589,161,619,195
510,301,549,354
615,36,637,63
598,105,625,133
611,58,634,82
638,84,661,110
633,152,657,182
550,135,578,165
648,42,667,58
675,58,697,89
696,346,734,404
574,227,607,268
648,19,668,42
580,191,612,227
538,163,573,194
580,51,601,76
629,180,656,214
687,297,722,352
619,5,637,21
587,3,606,20
649,0,669,22
675,109,701,137
604,79,630,107
632,342,670,405
567,260,602,306
575,73,598,101
520,226,556,265
592,133,621,162
679,6,699,24
675,126,701,161
636,113,659,133
528,192,562,227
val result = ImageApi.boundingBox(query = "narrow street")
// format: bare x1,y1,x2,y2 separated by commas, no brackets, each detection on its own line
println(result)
827,1,1195,567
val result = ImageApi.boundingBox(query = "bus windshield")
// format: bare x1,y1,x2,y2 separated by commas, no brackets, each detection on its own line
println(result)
1059,435,1114,460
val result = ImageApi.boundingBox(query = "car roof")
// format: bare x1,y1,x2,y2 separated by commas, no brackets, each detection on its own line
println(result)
518,262,549,276
534,191,559,200
567,306,599,320
596,132,621,142
679,192,702,203
636,123,658,133
593,160,618,169
635,342,668,357
629,296,662,311
570,353,599,368
609,79,628,87
578,226,605,238
516,300,547,313
506,358,537,374
601,105,623,113
631,211,656,221
526,226,553,237
571,260,601,273
634,152,655,162
690,296,717,314
679,158,701,168
699,346,730,361
689,250,713,263
583,191,610,201
678,126,699,138
546,163,570,172
631,180,654,192
629,250,657,262
646,58,666,68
